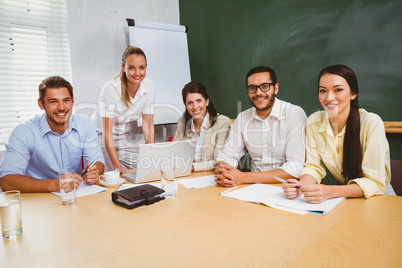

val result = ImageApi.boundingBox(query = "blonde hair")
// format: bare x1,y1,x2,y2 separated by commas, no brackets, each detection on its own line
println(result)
117,46,147,107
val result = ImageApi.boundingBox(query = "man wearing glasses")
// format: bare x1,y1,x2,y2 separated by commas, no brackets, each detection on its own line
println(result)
215,66,306,187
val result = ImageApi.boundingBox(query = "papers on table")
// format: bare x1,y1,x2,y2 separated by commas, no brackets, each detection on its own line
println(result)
116,175,216,191
221,184,345,215
115,179,345,215
117,182,162,191
113,174,215,201
117,174,215,191
262,191,346,215
52,182,106,198
222,183,282,203
177,175,217,189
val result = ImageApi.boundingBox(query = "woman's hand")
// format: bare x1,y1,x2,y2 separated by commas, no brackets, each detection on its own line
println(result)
300,184,330,204
114,167,126,174
282,178,302,199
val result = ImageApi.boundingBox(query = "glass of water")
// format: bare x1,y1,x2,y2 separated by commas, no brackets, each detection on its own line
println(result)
161,165,177,198
58,170,77,205
0,190,23,239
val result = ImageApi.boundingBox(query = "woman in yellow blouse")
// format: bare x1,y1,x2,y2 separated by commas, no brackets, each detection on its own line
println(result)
173,82,230,172
283,64,395,203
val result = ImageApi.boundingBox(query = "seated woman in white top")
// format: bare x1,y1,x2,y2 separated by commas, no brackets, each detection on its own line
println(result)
173,82,230,172
92,46,155,173
282,64,395,203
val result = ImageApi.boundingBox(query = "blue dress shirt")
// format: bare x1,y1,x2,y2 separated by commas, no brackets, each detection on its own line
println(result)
0,113,104,180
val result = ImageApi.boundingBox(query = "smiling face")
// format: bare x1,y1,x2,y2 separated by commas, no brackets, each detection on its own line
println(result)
38,87,74,134
318,73,357,122
185,93,209,122
122,54,147,89
247,72,278,119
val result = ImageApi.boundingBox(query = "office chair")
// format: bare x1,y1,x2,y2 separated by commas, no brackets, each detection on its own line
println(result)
390,159,402,196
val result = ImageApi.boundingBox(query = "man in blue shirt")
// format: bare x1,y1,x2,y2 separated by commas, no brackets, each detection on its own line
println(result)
0,76,105,192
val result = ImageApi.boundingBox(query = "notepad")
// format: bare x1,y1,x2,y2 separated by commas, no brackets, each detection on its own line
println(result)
221,184,345,215
261,191,346,215
52,182,106,198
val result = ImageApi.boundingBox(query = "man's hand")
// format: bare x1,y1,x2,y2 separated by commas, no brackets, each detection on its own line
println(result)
83,162,100,185
214,163,244,187
59,172,82,192
74,173,83,190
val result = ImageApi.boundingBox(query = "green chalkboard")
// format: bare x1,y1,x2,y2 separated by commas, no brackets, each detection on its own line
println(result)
180,0,402,159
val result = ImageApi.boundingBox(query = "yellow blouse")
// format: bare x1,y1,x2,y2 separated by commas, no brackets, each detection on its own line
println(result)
301,109,391,198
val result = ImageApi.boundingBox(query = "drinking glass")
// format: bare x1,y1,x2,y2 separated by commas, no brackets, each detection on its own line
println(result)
0,190,23,239
59,170,77,205
161,166,177,198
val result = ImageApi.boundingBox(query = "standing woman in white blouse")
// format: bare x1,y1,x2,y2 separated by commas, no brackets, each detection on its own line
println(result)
92,46,155,173
173,82,230,172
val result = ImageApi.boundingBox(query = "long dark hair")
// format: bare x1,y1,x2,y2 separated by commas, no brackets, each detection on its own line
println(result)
318,64,363,181
181,82,218,136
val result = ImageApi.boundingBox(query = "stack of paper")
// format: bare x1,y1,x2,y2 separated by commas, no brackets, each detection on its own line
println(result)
221,184,345,215
177,175,217,189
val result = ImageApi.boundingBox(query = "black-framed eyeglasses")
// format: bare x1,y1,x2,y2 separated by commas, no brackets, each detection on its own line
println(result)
245,83,275,94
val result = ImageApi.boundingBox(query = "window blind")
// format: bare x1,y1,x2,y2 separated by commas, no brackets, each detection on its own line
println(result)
0,0,71,149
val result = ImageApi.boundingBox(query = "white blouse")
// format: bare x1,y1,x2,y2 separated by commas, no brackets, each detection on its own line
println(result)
190,113,209,162
92,77,155,136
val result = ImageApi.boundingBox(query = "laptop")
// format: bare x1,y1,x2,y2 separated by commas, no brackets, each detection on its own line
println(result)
122,140,196,184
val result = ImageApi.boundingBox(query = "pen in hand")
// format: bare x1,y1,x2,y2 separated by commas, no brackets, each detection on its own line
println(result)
81,161,96,178
274,176,300,189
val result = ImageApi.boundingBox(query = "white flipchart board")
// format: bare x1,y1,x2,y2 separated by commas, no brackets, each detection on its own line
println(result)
128,20,190,125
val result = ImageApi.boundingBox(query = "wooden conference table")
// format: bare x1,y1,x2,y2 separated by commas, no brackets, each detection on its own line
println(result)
1,171,401,267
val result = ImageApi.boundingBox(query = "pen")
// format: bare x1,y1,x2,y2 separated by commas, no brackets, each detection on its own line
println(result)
220,186,238,195
274,176,300,189
81,161,96,177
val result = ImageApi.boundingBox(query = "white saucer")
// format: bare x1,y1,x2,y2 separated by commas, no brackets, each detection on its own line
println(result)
99,178,126,187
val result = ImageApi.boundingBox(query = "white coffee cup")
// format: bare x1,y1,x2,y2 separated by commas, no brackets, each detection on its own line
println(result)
99,170,120,184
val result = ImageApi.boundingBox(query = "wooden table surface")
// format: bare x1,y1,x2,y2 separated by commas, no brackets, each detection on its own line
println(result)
1,171,401,267
289,194,402,268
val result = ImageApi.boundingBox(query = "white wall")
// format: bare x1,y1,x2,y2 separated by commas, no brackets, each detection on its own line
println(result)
66,0,180,141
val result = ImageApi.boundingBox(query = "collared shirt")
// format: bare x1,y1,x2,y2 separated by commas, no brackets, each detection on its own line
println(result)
218,98,306,177
190,113,209,162
91,77,155,136
0,113,104,180
173,113,230,172
301,109,391,198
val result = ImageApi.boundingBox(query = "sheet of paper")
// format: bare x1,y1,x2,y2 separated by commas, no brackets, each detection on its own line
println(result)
117,182,162,191
261,192,309,215
221,184,283,203
222,183,345,215
262,202,309,215
52,182,106,198
263,193,345,215
177,175,217,189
